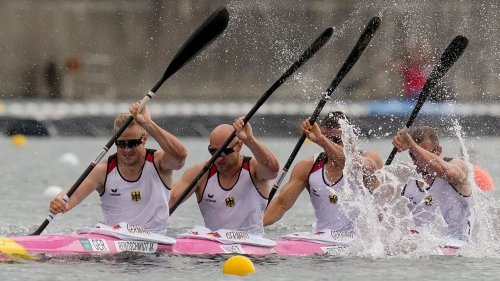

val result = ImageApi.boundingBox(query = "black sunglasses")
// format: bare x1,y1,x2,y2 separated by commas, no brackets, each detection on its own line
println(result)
208,146,236,157
326,135,343,144
115,138,143,149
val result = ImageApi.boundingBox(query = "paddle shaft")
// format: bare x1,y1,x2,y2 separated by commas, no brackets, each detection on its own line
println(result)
31,7,230,235
267,17,382,205
169,27,334,215
384,35,469,165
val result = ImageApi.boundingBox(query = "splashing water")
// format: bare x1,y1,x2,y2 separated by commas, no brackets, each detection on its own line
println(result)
327,118,500,258
333,118,385,257
453,120,500,257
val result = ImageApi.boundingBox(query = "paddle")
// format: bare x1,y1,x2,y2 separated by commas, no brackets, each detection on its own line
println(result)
267,17,381,206
169,27,334,215
384,35,469,165
31,7,230,235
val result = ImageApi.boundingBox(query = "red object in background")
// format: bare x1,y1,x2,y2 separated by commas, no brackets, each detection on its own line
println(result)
403,66,426,99
474,165,495,191
65,57,82,72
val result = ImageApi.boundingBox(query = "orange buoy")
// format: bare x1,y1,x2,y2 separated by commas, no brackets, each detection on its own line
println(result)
473,165,495,191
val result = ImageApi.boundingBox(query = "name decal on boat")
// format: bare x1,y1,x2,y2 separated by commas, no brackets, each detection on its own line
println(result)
219,244,245,254
114,241,158,253
320,246,346,255
80,239,110,252
225,231,250,240
330,230,354,240
127,224,150,234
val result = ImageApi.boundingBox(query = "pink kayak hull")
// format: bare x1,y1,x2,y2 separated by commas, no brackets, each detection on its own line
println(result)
3,234,172,257
1,235,459,260
172,238,275,256
275,240,345,256
275,240,460,256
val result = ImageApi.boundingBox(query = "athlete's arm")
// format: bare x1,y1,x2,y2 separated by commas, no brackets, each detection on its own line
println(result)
49,161,106,214
233,117,279,181
130,101,188,171
264,159,311,226
169,163,206,207
361,150,382,192
434,158,471,196
393,129,470,195
303,120,345,168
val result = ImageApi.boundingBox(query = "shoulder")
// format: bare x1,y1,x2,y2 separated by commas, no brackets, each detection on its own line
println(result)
184,162,209,178
291,158,315,177
86,159,108,186
361,150,383,169
448,157,468,170
95,159,109,173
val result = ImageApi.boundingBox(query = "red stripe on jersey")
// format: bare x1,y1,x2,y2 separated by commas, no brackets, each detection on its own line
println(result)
242,160,250,171
208,164,217,178
107,157,117,174
311,158,326,173
146,151,154,162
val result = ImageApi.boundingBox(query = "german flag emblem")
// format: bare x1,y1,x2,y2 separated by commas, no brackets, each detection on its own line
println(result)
225,196,235,207
329,194,338,205
131,190,141,202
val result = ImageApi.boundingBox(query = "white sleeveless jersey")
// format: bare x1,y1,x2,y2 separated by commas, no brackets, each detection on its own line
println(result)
198,157,267,235
402,175,473,241
307,153,358,232
100,149,170,234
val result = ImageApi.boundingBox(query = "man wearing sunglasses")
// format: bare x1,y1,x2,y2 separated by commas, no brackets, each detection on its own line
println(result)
392,126,473,242
264,111,382,235
170,117,280,235
49,101,188,234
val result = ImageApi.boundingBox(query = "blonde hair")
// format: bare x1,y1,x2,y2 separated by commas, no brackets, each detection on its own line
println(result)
113,113,145,135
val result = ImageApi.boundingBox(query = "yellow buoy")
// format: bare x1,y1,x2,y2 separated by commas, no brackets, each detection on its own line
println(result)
11,134,27,147
222,255,255,276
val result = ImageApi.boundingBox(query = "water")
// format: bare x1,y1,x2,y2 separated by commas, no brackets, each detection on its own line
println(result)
0,135,499,280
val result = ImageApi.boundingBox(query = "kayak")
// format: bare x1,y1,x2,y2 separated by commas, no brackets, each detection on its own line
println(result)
274,230,353,256
171,225,276,256
1,233,172,258
0,223,176,261
0,224,277,261
0,224,462,261
275,231,462,256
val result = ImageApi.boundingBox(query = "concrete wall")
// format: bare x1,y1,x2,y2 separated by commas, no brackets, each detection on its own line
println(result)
0,0,498,102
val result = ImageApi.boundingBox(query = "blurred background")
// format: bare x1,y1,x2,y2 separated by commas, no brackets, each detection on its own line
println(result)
0,0,499,137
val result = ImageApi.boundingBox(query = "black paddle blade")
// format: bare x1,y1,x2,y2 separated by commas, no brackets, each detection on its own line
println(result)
258,27,333,106
169,28,333,216
314,17,381,123
385,35,468,165
243,27,333,123
326,16,381,92
415,35,468,108
267,18,381,206
151,7,230,92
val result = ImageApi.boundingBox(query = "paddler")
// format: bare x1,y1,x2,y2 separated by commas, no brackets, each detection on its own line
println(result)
392,126,474,242
264,112,382,234
49,101,188,234
170,117,280,235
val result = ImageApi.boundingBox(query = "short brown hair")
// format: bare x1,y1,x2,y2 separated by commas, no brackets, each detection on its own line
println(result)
319,111,350,129
410,126,439,146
